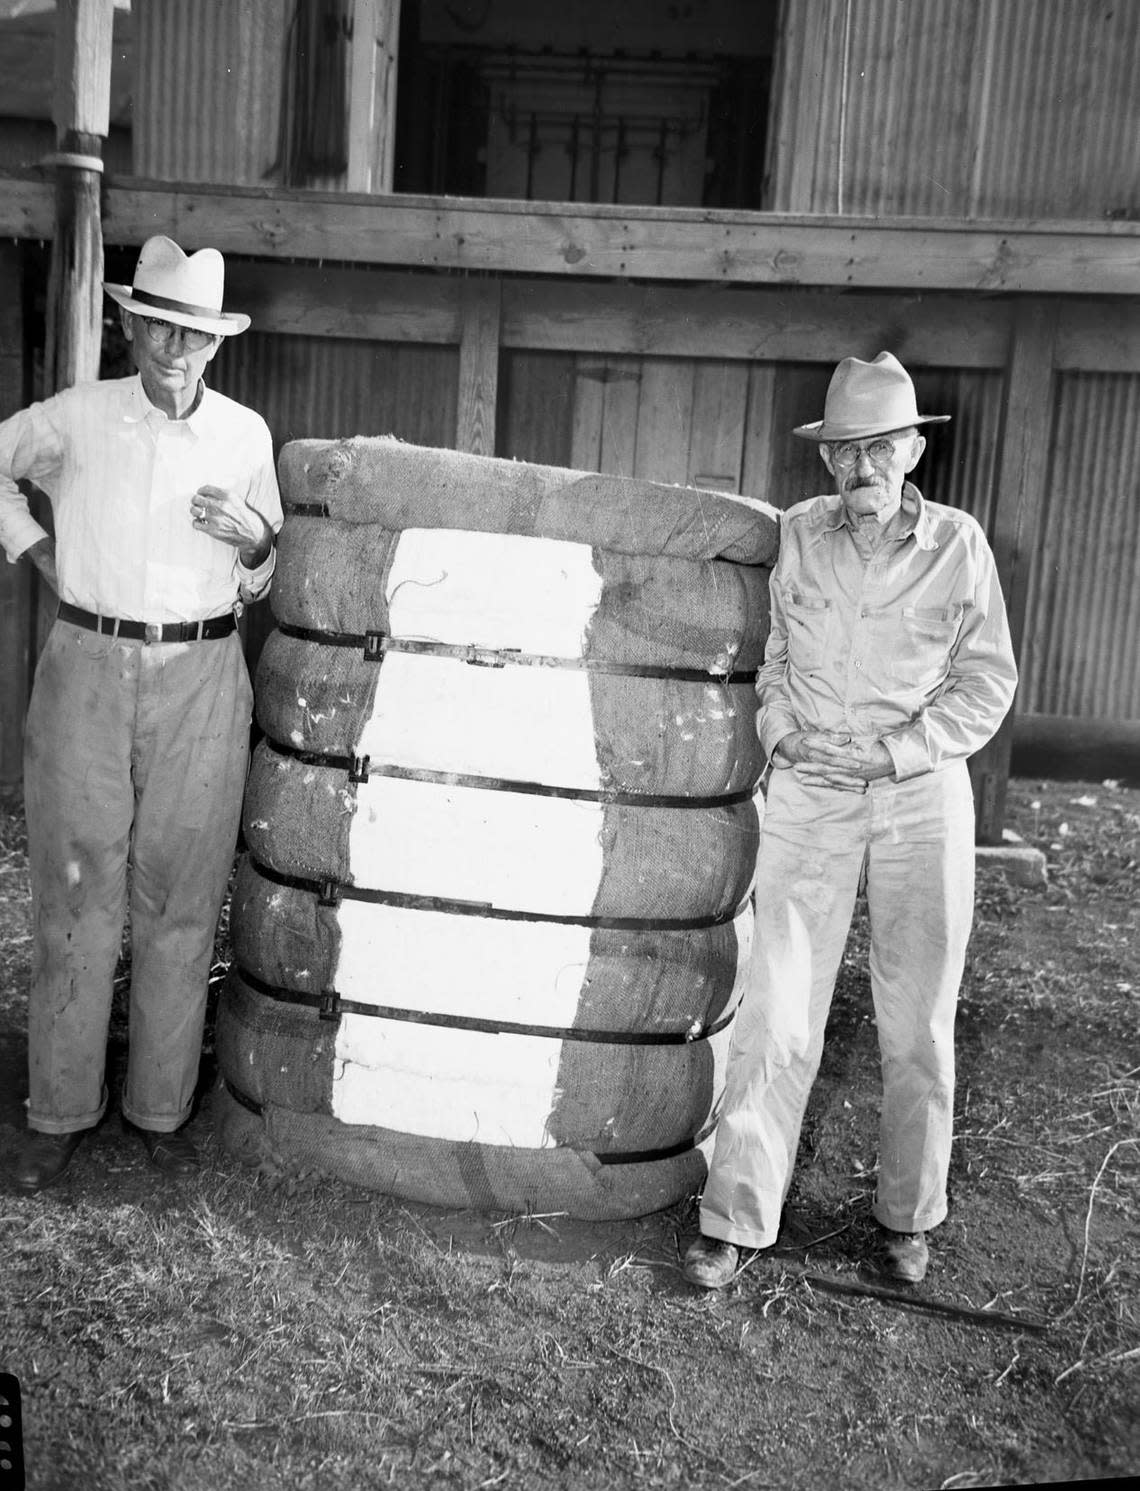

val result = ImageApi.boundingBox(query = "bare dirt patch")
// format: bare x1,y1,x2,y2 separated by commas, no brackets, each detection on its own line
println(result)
1,777,1137,1490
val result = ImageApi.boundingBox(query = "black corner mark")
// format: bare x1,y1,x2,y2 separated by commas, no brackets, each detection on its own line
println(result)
0,1373,24,1491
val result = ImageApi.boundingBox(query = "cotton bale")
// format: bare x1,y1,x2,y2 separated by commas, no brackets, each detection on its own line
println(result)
217,438,780,1218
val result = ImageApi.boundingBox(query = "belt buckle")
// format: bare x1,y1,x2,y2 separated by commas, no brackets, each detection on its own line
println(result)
144,622,162,645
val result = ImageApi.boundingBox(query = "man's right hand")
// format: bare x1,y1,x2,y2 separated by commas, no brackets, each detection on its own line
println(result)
773,730,890,794
26,537,58,594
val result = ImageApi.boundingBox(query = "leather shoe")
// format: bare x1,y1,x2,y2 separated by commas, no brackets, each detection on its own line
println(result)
136,1127,199,1178
14,1129,86,1193
881,1230,929,1284
683,1234,742,1290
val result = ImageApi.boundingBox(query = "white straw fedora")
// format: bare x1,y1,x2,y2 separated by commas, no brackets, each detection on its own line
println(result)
794,351,949,442
103,235,250,337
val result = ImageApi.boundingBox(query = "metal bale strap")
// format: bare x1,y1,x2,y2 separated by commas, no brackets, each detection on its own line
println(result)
275,620,757,685
237,965,734,1045
221,1071,714,1171
249,856,745,933
261,736,757,809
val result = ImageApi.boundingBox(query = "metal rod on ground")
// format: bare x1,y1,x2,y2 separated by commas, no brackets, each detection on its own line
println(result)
793,1266,1051,1333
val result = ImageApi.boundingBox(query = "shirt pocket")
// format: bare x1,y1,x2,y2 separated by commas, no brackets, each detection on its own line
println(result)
890,605,961,689
785,590,833,675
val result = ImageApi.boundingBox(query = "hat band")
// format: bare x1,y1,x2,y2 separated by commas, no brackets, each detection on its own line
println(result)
130,286,226,321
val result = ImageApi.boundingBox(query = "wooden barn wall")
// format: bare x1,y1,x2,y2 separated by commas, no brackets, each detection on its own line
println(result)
498,353,1003,533
768,0,1140,219
3,264,1139,785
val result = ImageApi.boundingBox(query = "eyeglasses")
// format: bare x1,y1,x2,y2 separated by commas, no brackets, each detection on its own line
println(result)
827,437,903,467
138,316,216,353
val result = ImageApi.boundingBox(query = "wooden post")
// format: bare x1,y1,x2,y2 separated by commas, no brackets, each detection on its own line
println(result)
44,0,113,394
456,278,503,455
971,299,1057,843
0,243,30,786
347,0,402,193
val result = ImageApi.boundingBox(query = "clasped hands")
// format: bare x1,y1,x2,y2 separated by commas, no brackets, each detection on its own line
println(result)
773,729,895,793
190,485,274,568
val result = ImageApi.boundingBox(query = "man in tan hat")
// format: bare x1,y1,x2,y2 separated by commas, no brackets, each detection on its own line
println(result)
0,235,282,1191
684,352,1017,1289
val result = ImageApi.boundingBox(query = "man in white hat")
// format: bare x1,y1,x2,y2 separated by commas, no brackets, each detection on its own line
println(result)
0,235,283,1191
684,352,1017,1289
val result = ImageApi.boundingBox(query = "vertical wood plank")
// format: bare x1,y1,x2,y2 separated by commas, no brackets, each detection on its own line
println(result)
499,350,575,466
46,0,113,394
455,277,502,455
0,243,31,786
570,357,606,471
634,359,694,482
688,360,748,492
347,0,402,193
740,364,778,502
971,299,1058,843
598,358,641,477
53,0,113,137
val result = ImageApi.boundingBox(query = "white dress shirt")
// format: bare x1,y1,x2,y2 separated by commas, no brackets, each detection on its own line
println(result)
0,375,282,622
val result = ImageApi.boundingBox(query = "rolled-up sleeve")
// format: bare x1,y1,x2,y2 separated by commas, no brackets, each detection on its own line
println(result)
234,417,283,604
0,402,62,562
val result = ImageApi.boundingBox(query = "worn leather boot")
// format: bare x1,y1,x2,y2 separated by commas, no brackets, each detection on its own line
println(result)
135,1126,200,1178
14,1130,87,1193
683,1235,742,1289
882,1229,929,1284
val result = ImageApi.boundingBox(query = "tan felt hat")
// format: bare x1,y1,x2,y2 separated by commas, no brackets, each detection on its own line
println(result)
794,351,950,441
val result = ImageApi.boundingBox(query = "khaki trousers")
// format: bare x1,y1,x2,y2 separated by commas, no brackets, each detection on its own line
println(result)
700,760,976,1248
23,620,251,1134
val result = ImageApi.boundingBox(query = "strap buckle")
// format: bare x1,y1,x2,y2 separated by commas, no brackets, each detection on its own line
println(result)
463,645,508,668
318,988,341,1022
144,622,162,645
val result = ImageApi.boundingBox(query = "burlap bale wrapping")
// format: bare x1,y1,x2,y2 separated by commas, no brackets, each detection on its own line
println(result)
217,438,780,1218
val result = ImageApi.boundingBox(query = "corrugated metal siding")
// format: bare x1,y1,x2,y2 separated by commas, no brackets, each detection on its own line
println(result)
1020,373,1140,718
210,332,459,449
769,0,1140,219
133,0,290,185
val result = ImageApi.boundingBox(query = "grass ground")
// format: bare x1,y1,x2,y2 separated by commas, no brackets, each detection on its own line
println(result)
0,776,1137,1491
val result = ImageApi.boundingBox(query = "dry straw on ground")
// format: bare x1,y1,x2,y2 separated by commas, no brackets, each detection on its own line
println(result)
0,776,1137,1490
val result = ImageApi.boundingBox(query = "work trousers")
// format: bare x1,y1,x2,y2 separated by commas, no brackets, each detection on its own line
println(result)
700,760,976,1248
23,619,252,1134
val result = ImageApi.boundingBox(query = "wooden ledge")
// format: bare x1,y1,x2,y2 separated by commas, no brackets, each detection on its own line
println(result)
2,172,1138,295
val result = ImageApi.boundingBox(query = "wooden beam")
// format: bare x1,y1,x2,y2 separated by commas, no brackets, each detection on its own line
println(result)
347,0,401,194
501,282,1013,366
972,301,1058,844
3,175,1138,296
44,0,113,394
199,265,1021,367
223,261,462,343
0,243,31,787
455,277,502,455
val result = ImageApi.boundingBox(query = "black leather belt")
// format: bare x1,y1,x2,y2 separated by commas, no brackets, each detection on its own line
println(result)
57,601,237,644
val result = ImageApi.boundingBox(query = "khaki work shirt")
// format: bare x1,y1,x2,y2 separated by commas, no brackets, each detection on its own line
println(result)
757,484,1018,781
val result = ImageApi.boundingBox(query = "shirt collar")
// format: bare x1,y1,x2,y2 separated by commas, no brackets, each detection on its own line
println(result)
121,374,209,429
809,483,938,551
